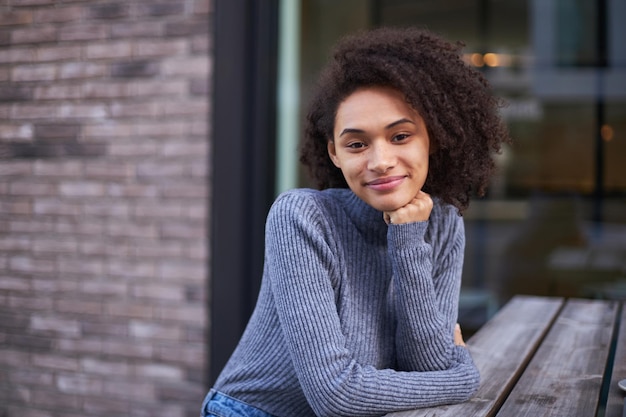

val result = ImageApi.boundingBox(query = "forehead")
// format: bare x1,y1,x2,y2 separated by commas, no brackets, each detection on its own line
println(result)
334,86,419,128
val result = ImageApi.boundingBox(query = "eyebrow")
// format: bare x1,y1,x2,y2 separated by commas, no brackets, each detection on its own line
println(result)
338,118,416,137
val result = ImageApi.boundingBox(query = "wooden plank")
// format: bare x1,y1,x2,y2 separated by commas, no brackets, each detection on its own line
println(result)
386,295,564,417
496,299,618,417
605,303,626,417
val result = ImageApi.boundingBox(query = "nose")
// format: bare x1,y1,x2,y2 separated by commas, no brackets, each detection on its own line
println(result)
367,142,396,173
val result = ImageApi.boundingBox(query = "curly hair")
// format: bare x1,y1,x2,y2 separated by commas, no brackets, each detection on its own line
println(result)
299,26,511,213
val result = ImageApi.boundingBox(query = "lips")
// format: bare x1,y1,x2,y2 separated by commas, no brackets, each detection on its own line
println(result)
365,175,406,191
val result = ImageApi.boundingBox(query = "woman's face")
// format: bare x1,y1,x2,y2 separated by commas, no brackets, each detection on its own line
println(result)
328,86,430,212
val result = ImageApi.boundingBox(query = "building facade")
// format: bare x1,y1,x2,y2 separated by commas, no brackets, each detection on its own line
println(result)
0,1,211,416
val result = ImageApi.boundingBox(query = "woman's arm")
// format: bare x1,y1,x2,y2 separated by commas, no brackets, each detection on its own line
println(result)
388,208,466,371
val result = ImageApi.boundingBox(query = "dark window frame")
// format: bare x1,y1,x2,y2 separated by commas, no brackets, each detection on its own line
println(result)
209,0,279,386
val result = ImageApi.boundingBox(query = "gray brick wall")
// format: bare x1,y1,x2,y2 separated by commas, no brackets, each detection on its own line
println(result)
0,1,211,416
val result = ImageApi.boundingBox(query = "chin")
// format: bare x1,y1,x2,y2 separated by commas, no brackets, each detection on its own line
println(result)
367,197,413,213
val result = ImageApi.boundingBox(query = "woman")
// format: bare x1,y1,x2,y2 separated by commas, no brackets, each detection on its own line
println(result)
202,27,510,417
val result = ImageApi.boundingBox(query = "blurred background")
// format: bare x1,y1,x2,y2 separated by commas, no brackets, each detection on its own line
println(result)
1,0,625,416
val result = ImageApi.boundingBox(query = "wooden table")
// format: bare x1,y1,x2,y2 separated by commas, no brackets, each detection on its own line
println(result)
386,295,626,417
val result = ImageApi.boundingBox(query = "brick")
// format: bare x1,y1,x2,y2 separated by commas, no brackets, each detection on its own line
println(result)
133,201,183,218
82,201,130,217
7,294,54,310
5,333,54,351
162,56,209,77
136,121,189,136
8,368,54,386
33,198,80,216
106,221,158,239
135,363,183,380
83,161,132,179
32,236,78,253
56,219,105,235
81,357,130,376
36,45,82,62
111,60,160,78
55,338,102,355
32,277,79,293
10,103,58,119
30,315,81,337
58,62,107,79
110,101,160,117
58,23,107,42
154,305,205,323
0,348,30,367
56,373,103,395
0,47,34,64
108,258,156,279
134,39,187,57
111,21,163,38
9,219,55,233
160,183,207,199
191,33,210,54
156,344,204,367
161,100,209,116
82,81,129,99
33,84,82,100
0,235,31,251
82,397,131,415
83,122,134,138
11,64,56,82
86,41,133,60
160,221,205,239
129,79,187,96
134,2,185,17
33,6,83,24
0,276,31,291
0,29,9,47
156,381,205,402
87,3,129,20
189,77,209,96
9,180,56,195
59,181,105,197
104,302,154,319
9,256,56,274
106,182,159,198
131,284,184,302
34,123,81,140
56,299,102,315
12,25,57,44
34,160,83,176
103,379,156,401
80,280,127,298
30,388,80,409
81,319,129,337
0,10,33,26
194,0,211,15
129,320,183,341
165,21,209,37
158,260,205,282
0,123,33,139
129,403,185,417
32,354,80,372
101,339,154,359
58,102,108,118
0,199,32,215
132,241,185,258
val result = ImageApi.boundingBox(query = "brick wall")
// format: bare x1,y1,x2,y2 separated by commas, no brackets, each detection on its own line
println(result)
0,1,211,416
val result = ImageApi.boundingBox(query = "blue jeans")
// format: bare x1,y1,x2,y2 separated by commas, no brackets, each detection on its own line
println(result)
201,389,276,417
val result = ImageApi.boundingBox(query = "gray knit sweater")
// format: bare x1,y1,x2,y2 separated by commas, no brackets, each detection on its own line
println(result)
212,188,480,417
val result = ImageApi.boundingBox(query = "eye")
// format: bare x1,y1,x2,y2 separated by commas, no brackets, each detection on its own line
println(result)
391,133,410,142
347,141,366,149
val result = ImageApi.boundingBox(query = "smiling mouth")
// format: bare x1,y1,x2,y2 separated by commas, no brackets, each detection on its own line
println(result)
365,176,406,190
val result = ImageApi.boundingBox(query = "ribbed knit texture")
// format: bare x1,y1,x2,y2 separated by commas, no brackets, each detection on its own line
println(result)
211,188,480,417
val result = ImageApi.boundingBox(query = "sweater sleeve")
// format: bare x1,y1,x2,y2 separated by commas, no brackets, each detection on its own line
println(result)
388,205,466,371
266,192,478,417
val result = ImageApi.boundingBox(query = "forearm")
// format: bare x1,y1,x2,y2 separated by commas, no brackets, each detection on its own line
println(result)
389,220,464,371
